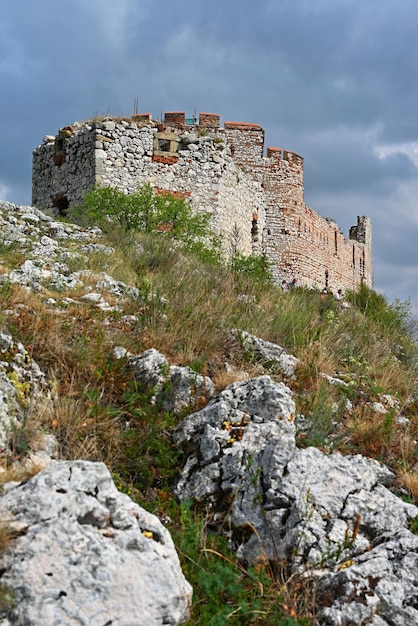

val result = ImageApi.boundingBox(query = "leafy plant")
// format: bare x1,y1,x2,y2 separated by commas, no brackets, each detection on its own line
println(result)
72,183,222,263
174,501,313,625
232,252,273,285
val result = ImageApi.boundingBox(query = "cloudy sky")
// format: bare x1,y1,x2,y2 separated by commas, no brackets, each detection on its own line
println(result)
2,0,418,312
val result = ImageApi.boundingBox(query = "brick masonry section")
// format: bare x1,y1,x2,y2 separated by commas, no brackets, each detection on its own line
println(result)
199,113,220,128
32,110,372,294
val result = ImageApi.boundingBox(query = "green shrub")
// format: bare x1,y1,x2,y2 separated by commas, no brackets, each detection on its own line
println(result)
73,183,222,263
174,501,312,625
232,253,273,285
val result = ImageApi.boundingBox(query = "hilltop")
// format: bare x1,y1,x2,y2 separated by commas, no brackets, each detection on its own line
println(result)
0,195,417,625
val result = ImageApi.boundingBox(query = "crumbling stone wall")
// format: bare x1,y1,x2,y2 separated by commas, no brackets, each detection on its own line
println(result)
32,110,372,293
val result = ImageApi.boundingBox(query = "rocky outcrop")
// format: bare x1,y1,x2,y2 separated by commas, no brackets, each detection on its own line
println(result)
234,330,299,378
126,347,215,414
0,201,138,309
173,376,418,625
0,461,192,625
0,331,51,461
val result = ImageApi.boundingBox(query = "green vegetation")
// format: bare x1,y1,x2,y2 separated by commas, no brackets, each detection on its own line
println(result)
72,183,222,262
173,501,313,625
0,185,417,623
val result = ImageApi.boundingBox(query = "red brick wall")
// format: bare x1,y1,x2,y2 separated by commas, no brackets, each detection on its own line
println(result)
199,113,220,128
164,112,186,125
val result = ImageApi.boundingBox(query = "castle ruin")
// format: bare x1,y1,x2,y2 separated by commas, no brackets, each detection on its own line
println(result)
32,110,372,293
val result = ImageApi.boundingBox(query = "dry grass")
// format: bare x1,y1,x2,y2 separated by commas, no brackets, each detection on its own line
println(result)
398,469,418,501
1,223,417,505
0,524,15,553
49,392,122,462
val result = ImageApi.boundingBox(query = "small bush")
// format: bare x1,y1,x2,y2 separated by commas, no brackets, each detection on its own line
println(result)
72,183,222,264
232,253,273,285
346,283,417,340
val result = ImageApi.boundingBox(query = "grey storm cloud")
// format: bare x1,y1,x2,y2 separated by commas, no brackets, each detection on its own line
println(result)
1,0,418,312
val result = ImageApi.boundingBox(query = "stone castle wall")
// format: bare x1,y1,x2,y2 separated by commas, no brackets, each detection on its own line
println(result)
32,110,372,293
33,118,266,257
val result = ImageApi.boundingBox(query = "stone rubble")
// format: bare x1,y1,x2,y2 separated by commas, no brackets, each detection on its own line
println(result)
0,201,139,311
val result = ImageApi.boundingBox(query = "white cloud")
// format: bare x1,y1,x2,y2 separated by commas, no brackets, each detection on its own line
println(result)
0,182,11,200
375,142,418,168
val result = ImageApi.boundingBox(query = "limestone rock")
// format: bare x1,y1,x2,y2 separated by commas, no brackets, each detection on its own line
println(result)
129,348,169,389
317,530,418,626
174,375,297,559
0,460,192,625
155,365,215,414
0,332,50,454
130,349,215,414
234,330,299,378
174,377,418,623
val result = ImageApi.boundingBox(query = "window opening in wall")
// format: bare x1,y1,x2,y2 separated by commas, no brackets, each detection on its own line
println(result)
325,270,329,289
153,132,179,159
352,245,355,267
54,137,66,166
334,232,338,254
251,213,259,245
158,139,171,152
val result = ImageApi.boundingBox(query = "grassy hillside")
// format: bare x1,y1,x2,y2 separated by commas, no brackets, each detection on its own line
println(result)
1,193,417,624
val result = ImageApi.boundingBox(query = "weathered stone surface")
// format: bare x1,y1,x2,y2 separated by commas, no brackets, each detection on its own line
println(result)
234,330,299,378
155,365,215,414
269,447,417,567
0,461,192,625
129,348,169,389
129,349,215,414
317,530,418,626
0,332,50,454
174,375,297,561
174,377,418,624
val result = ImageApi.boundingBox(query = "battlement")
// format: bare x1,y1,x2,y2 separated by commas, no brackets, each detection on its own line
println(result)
224,121,262,131
198,113,220,128
31,108,372,294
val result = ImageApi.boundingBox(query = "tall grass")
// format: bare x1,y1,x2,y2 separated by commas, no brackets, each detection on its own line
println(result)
1,212,418,624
